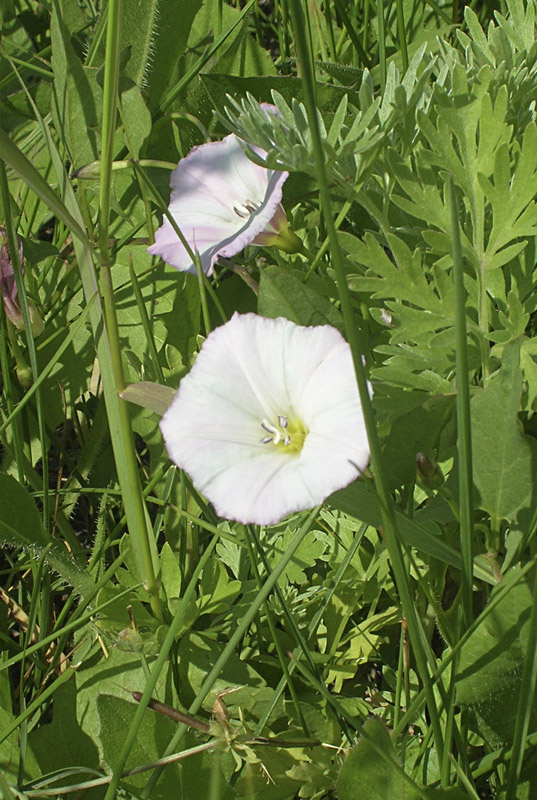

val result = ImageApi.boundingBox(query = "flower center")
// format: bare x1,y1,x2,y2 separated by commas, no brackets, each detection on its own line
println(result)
259,414,307,455
233,199,259,218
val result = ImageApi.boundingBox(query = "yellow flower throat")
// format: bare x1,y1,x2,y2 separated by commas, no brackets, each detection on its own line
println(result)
260,415,307,455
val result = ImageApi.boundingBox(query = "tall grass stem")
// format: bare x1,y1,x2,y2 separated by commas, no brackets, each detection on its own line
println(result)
98,0,162,618
288,0,445,761
448,176,474,629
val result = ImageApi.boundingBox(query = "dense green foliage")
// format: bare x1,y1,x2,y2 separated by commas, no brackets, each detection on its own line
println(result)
2,1,537,798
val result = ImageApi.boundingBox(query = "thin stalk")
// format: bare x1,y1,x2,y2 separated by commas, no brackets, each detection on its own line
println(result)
322,0,338,62
22,741,218,795
312,0,329,62
505,563,537,798
288,0,445,760
376,0,387,91
157,0,257,116
440,658,458,785
131,161,217,330
247,524,354,742
0,303,25,482
395,0,409,72
362,0,371,59
243,526,310,736
303,199,353,281
252,521,368,736
277,0,291,69
333,0,370,67
448,176,474,629
98,0,162,618
0,160,49,520
129,262,165,384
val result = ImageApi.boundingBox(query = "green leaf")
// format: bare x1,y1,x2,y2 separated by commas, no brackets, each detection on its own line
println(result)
28,681,100,785
0,706,40,784
191,0,276,80
0,475,94,596
381,394,455,490
198,559,241,615
0,128,91,247
121,381,176,416
120,82,152,156
88,0,169,92
337,717,415,800
266,527,327,584
51,0,102,169
160,542,182,604
258,266,343,330
337,717,473,799
471,339,537,526
202,73,352,116
346,233,447,318
97,694,185,798
0,474,50,549
456,567,535,747
146,0,203,113
178,631,265,700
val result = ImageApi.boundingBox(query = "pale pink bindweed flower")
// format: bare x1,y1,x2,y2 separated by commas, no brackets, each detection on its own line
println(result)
147,127,299,275
160,313,370,526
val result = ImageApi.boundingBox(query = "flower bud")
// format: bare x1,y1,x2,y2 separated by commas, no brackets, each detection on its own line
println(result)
0,228,44,336
0,227,23,328
416,452,444,489
16,364,33,390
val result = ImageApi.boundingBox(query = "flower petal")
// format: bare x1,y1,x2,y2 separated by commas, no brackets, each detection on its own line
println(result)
148,135,288,275
160,313,370,525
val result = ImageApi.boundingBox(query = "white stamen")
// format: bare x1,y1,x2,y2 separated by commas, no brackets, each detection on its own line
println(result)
233,199,260,218
260,416,293,447
233,205,249,218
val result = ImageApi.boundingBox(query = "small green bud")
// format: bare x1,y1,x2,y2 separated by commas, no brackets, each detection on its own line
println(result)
416,452,444,489
16,365,33,390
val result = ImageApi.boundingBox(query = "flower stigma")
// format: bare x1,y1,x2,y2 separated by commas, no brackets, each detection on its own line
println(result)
260,414,307,454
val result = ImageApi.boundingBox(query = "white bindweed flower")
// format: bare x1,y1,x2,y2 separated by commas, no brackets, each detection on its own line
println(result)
160,313,370,526
148,126,299,276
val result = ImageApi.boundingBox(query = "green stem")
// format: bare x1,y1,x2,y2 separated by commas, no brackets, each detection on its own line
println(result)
395,0,409,72
0,309,25,482
376,0,387,91
449,176,474,630
505,562,537,798
288,0,445,761
243,526,310,736
98,0,162,619
0,160,49,520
